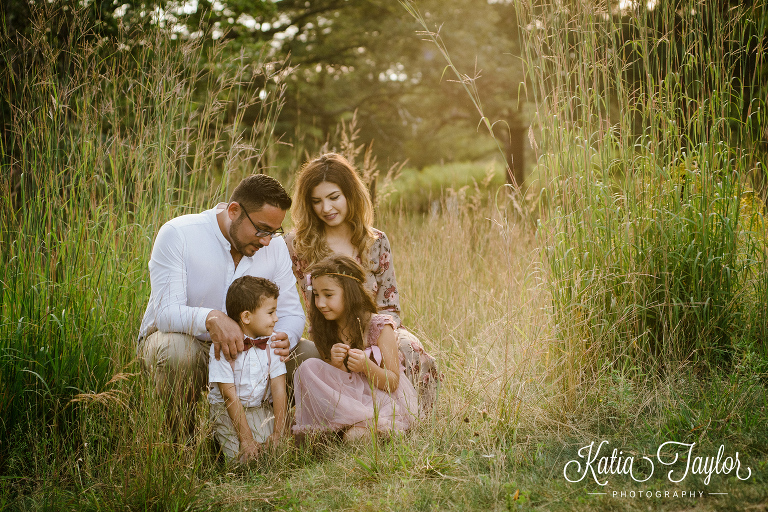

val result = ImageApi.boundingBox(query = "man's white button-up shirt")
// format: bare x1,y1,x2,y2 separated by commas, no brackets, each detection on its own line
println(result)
138,203,305,348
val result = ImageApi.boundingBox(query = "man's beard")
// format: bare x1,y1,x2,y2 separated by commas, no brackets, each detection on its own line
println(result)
229,216,263,255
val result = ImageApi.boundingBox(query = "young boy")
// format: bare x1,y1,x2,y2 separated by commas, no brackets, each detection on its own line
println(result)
208,276,288,462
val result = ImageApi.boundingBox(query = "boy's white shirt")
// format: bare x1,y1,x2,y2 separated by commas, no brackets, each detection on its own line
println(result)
208,342,286,408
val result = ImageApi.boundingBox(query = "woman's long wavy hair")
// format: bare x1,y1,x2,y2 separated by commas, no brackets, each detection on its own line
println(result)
291,153,376,269
308,255,378,360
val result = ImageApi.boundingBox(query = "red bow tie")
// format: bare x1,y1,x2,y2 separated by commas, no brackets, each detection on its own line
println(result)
243,335,270,350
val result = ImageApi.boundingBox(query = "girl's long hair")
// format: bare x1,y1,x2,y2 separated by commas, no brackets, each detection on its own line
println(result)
308,254,378,360
291,153,376,269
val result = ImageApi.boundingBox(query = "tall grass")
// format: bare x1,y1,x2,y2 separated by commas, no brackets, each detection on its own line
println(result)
514,0,768,386
0,0,284,492
3,1,768,509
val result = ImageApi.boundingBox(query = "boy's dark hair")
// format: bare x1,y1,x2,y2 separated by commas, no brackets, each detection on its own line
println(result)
226,276,280,324
230,174,292,212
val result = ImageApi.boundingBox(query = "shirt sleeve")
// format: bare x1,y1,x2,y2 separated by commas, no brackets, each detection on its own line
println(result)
269,347,288,379
147,222,213,336
285,232,311,307
208,344,235,384
271,240,306,350
372,231,402,327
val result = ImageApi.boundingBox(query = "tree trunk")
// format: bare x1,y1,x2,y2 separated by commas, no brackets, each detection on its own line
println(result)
506,125,526,188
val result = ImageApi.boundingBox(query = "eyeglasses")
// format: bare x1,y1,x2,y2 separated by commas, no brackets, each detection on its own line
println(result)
239,204,284,239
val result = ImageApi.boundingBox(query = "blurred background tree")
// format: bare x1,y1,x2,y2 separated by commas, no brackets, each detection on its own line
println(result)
4,0,762,186
2,0,530,178
184,0,531,176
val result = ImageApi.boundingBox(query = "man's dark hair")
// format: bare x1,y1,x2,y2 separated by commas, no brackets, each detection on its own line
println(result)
230,174,292,212
225,276,280,323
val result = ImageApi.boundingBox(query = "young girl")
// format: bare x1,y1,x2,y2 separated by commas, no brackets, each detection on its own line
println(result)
286,152,438,418
292,255,417,440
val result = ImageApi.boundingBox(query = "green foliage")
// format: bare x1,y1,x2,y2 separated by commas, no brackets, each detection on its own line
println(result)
384,160,505,213
547,148,765,371
165,0,531,169
518,0,768,381
0,0,284,471
2,1,768,510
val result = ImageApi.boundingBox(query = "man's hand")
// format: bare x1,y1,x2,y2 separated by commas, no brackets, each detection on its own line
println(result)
269,331,291,362
206,310,243,362
345,348,369,374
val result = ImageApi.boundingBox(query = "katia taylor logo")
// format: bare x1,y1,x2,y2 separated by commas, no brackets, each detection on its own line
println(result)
564,440,752,486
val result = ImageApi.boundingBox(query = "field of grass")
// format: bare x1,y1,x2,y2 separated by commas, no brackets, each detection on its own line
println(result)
383,160,507,214
2,0,768,510
6,191,767,511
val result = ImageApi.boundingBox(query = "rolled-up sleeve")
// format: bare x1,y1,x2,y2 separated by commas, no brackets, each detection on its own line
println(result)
271,242,306,349
148,223,212,336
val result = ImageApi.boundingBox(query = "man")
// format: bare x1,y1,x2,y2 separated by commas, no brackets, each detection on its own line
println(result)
138,174,313,435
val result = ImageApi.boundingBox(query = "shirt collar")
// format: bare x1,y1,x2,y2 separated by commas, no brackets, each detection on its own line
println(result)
211,203,232,251
211,202,254,262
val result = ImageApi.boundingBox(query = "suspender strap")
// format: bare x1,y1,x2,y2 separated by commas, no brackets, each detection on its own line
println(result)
261,346,272,405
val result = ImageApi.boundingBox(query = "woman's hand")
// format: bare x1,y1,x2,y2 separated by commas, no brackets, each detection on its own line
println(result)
330,343,350,370
345,348,369,374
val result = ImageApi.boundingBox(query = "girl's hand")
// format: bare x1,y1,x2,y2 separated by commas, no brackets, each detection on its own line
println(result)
330,343,350,368
345,348,368,374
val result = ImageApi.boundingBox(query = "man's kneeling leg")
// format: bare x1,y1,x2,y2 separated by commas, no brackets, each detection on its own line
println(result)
285,338,320,403
138,332,210,437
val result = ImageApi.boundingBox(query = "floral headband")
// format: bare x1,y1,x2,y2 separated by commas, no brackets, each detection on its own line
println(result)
306,271,362,291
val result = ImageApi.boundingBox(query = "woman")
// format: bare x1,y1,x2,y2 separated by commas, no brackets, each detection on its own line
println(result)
286,153,438,418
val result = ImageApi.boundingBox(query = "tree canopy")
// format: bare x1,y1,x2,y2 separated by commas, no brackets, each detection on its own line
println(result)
196,0,529,170
4,0,762,181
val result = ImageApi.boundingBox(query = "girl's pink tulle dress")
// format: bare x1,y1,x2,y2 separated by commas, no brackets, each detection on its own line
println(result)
292,315,418,434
